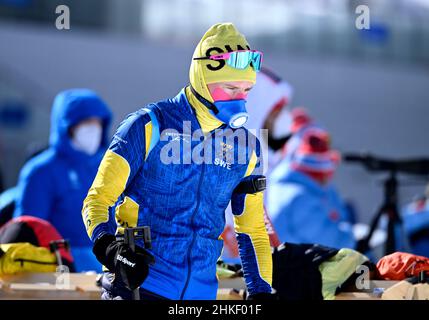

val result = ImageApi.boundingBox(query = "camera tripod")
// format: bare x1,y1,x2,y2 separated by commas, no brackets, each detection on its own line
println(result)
345,153,429,256
357,170,402,255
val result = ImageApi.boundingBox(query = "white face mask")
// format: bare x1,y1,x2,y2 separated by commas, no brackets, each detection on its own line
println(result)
71,122,103,155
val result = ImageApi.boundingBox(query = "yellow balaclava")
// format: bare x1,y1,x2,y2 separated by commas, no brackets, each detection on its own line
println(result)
187,23,257,133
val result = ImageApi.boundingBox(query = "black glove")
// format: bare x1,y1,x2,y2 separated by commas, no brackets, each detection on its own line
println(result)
93,233,155,290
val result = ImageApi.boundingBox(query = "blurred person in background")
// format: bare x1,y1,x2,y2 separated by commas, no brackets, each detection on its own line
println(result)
402,184,429,257
0,187,17,228
247,68,294,170
220,67,293,263
0,169,4,194
245,67,293,134
264,107,312,157
0,145,48,228
266,108,356,250
13,89,112,272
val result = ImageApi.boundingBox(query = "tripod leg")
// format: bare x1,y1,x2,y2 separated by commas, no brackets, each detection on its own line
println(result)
386,206,411,255
386,211,397,255
357,205,386,254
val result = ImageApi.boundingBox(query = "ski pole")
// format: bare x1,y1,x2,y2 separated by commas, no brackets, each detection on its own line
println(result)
124,227,152,300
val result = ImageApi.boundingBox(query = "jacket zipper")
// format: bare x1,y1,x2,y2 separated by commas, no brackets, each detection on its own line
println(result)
14,259,57,267
179,139,206,299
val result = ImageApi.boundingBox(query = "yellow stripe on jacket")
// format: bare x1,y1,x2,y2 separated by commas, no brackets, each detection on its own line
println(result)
244,150,258,178
233,191,272,287
233,149,272,287
82,150,131,239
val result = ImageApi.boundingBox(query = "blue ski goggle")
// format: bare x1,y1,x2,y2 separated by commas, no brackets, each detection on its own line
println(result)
193,50,263,72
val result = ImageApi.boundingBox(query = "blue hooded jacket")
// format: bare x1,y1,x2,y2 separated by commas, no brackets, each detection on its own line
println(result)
14,89,112,272
267,161,356,250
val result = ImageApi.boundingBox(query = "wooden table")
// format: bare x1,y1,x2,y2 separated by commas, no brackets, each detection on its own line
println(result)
0,273,248,300
335,280,398,300
0,273,402,300
0,273,101,300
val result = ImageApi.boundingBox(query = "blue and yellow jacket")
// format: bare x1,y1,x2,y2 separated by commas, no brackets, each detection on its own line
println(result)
82,88,272,299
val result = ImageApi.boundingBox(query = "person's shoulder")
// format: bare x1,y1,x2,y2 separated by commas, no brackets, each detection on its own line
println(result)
126,93,177,122
326,183,344,200
283,181,307,200
117,90,190,137
147,89,186,111
19,149,56,180
118,106,156,129
112,103,164,146
270,171,306,198
403,197,429,216
279,175,313,202
269,181,303,209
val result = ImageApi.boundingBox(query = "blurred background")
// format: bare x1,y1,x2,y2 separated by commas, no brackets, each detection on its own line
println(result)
0,0,428,225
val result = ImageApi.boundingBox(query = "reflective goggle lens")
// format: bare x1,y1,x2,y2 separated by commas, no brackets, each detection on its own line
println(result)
226,51,262,71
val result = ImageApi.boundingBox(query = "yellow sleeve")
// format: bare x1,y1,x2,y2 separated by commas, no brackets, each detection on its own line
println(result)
231,149,272,294
233,191,273,287
82,150,131,240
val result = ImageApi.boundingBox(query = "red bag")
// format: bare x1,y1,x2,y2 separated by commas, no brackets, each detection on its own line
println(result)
0,216,74,268
376,252,429,280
